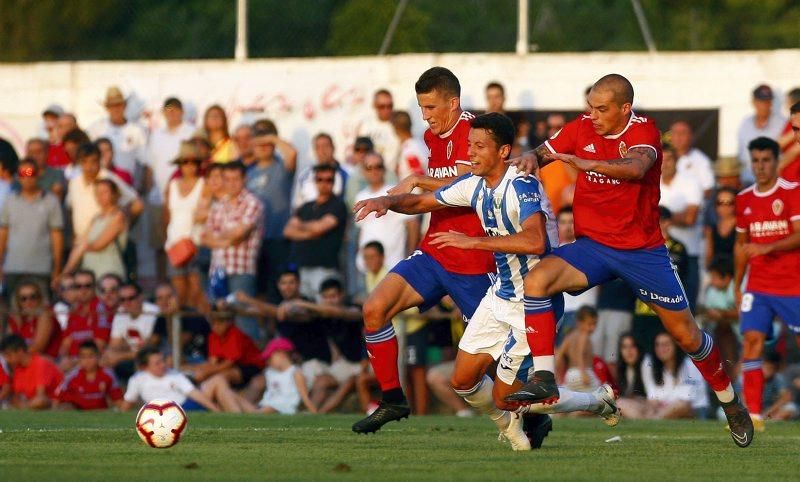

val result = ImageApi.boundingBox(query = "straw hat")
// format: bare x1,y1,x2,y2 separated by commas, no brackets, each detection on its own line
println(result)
714,156,741,177
103,86,126,106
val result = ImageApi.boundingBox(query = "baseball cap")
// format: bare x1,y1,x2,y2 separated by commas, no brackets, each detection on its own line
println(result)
752,84,774,101
42,103,64,117
261,337,295,361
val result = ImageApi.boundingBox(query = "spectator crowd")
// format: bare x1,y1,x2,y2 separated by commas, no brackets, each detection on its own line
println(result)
1,81,799,424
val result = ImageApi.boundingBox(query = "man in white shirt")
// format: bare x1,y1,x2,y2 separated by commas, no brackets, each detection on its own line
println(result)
88,86,148,180
66,143,142,239
391,111,428,181
121,347,231,412
356,89,400,177
354,153,419,273
737,84,787,184
103,282,159,380
660,146,704,311
669,120,714,197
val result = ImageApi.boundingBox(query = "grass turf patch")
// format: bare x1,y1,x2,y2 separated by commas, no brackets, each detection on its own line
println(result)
0,411,797,480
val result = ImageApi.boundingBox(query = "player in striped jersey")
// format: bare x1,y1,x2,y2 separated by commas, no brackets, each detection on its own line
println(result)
354,113,620,451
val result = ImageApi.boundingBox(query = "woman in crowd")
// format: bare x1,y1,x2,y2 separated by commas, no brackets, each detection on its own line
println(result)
614,333,648,418
203,105,236,163
96,137,133,186
63,179,128,280
640,332,709,420
164,142,206,310
6,280,61,358
703,186,737,267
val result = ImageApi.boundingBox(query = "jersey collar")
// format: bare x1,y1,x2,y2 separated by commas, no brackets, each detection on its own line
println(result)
752,177,782,197
603,111,637,140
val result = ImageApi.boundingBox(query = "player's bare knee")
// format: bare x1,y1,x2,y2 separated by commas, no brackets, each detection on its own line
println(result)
362,296,389,332
450,373,481,393
523,270,554,297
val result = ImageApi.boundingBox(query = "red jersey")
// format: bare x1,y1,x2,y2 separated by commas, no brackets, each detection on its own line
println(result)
56,367,123,410
546,113,664,249
0,359,9,386
420,111,495,274
209,325,265,369
64,299,112,356
779,122,800,182
736,178,800,295
47,143,71,169
12,354,63,399
8,312,62,358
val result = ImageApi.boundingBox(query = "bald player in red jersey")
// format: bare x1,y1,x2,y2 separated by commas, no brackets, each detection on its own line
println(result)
734,136,800,432
505,74,753,448
352,67,496,434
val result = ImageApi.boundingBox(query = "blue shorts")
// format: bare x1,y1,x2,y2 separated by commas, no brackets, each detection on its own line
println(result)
181,399,207,411
391,250,493,320
553,237,689,311
740,291,800,337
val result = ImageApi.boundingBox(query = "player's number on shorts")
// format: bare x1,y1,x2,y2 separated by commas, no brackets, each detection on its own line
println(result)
405,250,424,261
740,293,754,313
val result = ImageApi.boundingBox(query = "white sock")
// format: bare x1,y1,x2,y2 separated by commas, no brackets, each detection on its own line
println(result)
454,375,509,430
715,383,735,404
522,386,601,415
532,355,555,374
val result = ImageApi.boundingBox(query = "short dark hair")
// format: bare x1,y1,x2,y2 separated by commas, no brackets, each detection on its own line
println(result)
223,160,247,177
74,269,96,284
78,340,100,354
748,136,780,160
95,137,113,151
470,113,515,153
120,282,142,296
787,89,800,107
0,334,27,352
708,255,734,279
206,162,225,176
313,164,337,176
391,111,412,132
313,132,334,146
99,273,124,287
320,277,343,293
415,67,461,98
592,73,634,106
374,89,392,99
364,240,385,256
716,186,738,200
253,118,278,136
790,101,800,115
136,346,161,367
279,269,300,282
163,97,183,110
94,178,120,199
63,128,90,145
486,82,505,94
77,142,100,161
576,305,598,321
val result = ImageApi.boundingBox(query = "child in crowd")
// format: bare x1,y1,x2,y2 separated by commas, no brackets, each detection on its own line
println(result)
641,332,708,419
702,256,739,374
249,338,316,415
0,334,63,409
557,306,600,392
55,340,123,410
762,353,799,422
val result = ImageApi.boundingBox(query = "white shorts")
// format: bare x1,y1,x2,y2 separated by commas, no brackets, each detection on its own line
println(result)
300,359,331,388
564,367,600,392
458,292,532,386
328,359,361,384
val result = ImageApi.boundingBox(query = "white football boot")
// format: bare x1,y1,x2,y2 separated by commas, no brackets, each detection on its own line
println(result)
497,412,532,451
593,383,621,427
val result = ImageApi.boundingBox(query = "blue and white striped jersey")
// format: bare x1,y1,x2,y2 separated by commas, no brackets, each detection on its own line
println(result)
434,167,558,301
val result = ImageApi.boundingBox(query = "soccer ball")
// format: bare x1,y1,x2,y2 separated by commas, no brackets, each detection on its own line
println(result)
135,399,188,448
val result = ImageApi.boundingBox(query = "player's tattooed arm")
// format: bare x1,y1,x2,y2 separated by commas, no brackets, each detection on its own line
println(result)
546,146,656,180
506,143,551,176
353,192,445,221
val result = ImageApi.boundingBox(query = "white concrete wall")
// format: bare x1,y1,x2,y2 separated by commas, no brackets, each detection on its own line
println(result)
1,50,798,167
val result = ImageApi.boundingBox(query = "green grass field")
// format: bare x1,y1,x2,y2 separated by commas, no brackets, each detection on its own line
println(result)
0,411,798,480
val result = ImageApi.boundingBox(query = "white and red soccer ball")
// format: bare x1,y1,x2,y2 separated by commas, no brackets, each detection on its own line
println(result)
135,399,188,448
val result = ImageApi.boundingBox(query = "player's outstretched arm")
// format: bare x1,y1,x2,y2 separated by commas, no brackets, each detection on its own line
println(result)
388,163,473,195
546,146,657,181
353,192,444,221
429,212,548,255
506,144,552,176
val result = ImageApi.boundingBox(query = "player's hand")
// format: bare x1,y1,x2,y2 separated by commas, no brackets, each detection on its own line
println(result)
429,230,476,250
545,152,597,172
742,242,773,258
506,151,540,176
387,175,418,195
353,197,391,221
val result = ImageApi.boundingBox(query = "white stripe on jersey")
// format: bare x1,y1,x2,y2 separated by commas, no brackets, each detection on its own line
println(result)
436,167,558,301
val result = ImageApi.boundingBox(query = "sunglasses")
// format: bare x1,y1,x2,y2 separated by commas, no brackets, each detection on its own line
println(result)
120,294,140,303
99,286,119,294
75,283,94,290
375,104,393,110
354,147,370,153
177,159,200,166
315,177,335,184
61,284,76,291
716,200,734,206
18,293,41,302
364,164,384,171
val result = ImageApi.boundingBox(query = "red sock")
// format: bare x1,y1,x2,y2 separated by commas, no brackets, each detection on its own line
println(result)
523,297,556,358
742,360,764,415
689,344,731,392
365,325,400,391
